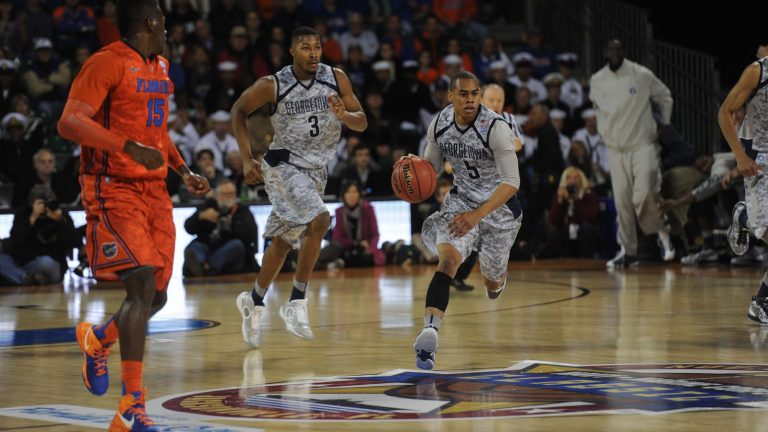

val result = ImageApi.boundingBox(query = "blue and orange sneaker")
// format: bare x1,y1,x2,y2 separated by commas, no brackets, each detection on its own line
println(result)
109,389,158,431
75,322,111,396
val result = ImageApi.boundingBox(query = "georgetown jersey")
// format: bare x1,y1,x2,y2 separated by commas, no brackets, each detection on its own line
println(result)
270,63,342,168
744,57,768,151
434,104,508,203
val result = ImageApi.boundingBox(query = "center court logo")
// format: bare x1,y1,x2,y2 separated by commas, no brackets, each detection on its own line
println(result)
153,361,768,421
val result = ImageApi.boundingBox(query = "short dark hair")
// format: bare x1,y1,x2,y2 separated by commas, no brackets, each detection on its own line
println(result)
291,26,320,45
116,0,161,38
449,71,480,91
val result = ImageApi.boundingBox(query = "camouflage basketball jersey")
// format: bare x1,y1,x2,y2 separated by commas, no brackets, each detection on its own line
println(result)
745,57,768,152
270,63,342,168
433,104,509,203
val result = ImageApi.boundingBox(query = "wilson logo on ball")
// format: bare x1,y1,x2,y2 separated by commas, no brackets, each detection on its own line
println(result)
392,157,437,203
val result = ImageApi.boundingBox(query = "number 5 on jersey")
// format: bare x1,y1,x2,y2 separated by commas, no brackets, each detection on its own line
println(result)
464,161,480,179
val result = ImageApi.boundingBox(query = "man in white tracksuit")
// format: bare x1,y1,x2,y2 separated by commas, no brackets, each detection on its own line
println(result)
589,39,675,268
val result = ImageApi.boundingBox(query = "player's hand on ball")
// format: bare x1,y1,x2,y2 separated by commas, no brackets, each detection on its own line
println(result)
244,158,264,184
449,211,481,238
124,140,164,170
328,95,346,119
183,173,211,196
397,153,418,163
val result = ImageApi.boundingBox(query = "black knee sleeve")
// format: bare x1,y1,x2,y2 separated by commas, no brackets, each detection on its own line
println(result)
425,271,452,312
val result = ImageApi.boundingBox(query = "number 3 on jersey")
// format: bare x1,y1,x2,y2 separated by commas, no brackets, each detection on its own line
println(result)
146,98,165,127
308,115,319,137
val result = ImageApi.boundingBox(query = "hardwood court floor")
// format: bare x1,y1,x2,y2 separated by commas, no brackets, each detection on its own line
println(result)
2,260,768,431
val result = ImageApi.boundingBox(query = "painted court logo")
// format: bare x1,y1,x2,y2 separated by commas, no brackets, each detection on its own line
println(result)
154,361,768,421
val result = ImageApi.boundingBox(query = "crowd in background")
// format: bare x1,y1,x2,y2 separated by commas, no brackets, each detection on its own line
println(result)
0,0,757,284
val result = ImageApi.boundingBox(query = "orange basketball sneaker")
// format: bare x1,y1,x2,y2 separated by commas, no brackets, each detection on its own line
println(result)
75,322,111,396
109,388,158,432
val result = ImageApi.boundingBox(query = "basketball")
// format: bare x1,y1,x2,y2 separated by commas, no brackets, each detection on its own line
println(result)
391,157,437,203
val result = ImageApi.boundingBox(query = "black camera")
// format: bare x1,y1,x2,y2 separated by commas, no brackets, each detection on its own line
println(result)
565,184,578,196
46,200,60,211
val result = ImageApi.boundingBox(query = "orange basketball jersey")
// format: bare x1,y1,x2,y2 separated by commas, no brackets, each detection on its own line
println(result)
68,41,175,179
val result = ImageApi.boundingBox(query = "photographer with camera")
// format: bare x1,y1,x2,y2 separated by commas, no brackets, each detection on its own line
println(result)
0,185,75,285
183,179,260,276
548,167,600,258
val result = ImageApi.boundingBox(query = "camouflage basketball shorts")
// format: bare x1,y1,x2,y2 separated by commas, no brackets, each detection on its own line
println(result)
422,192,522,282
262,162,328,249
745,152,768,241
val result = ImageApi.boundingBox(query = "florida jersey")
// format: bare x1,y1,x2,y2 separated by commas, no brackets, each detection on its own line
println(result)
68,41,174,179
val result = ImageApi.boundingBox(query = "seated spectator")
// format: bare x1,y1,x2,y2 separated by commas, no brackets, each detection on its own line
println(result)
433,0,486,40
516,26,557,79
0,58,21,118
13,148,78,207
217,26,253,88
96,0,120,47
339,12,378,62
548,167,599,258
379,15,419,61
416,15,447,65
183,179,259,276
168,109,200,165
550,108,571,162
512,86,532,115
195,110,238,175
313,17,342,66
179,148,223,203
15,0,53,54
343,45,371,96
0,185,75,285
339,146,390,197
384,60,431,130
22,38,72,116
510,52,546,104
572,108,610,190
205,61,245,112
439,38,474,75
315,181,384,269
166,0,200,35
0,113,43,198
52,0,97,56
557,52,583,115
566,140,594,184
474,36,513,82
416,50,439,87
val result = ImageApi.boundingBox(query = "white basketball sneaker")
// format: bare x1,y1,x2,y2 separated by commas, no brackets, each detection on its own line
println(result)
279,299,314,339
413,327,438,370
236,292,265,348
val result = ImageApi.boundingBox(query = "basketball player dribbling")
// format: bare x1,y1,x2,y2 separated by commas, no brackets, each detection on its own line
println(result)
57,1,210,430
231,27,367,348
409,71,523,370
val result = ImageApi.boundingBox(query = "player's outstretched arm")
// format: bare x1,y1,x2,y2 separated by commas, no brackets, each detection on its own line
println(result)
330,68,367,132
231,76,276,185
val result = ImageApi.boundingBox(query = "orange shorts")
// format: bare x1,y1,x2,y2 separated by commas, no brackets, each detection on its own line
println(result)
80,175,175,291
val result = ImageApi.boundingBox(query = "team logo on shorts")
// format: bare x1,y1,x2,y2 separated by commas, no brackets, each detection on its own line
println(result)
101,242,118,259
629,86,637,95
152,361,768,421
